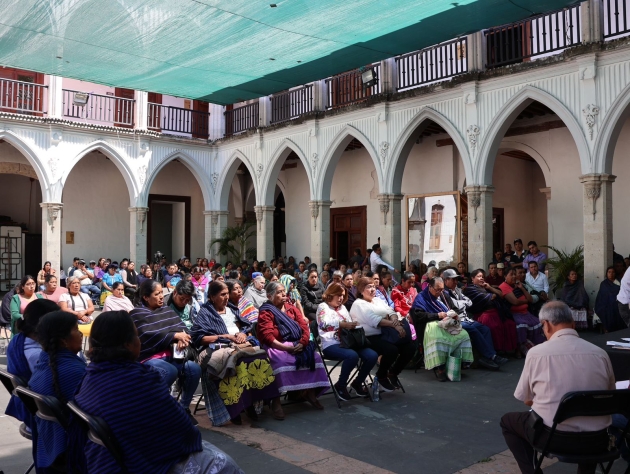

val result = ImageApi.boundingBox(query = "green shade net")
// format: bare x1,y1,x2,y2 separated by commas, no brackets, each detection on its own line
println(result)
0,0,578,105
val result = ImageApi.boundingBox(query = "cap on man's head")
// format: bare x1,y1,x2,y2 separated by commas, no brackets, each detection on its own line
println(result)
252,272,263,279
79,260,86,265
496,263,505,269
180,256,188,261
89,260,96,264
441,269,462,279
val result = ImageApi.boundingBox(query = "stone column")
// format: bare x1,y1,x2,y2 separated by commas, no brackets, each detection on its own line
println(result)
581,0,604,44
41,203,63,272
464,185,494,272
309,200,332,267
134,91,149,130
580,174,615,302
466,31,487,72
204,211,215,259
258,96,272,127
255,205,275,262
46,76,63,119
378,194,403,271
312,80,328,112
129,207,149,264
379,58,397,94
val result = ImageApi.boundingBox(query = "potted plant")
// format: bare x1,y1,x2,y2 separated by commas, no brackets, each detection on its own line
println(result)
543,245,584,295
210,222,256,262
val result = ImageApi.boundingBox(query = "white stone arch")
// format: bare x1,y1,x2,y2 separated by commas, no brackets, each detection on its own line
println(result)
217,150,258,211
0,130,51,201
594,81,630,174
260,138,313,206
62,141,138,205
319,124,382,201
477,86,590,184
387,107,472,194
141,150,213,209
497,140,551,186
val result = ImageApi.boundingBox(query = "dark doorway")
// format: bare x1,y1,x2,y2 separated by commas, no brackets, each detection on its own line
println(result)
492,207,505,254
274,192,286,258
330,206,366,266
147,194,191,263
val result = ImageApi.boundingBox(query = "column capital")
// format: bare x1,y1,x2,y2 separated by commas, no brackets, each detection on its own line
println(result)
579,173,616,184
40,202,63,232
253,205,276,212
463,184,495,194
128,206,149,212
40,202,63,210
214,210,229,216
203,210,216,216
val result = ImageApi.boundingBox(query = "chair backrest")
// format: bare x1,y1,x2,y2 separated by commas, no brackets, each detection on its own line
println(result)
554,390,630,424
15,386,69,430
0,368,27,395
67,402,128,474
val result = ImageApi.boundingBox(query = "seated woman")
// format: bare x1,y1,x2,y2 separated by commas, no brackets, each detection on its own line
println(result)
192,280,282,425
74,310,243,474
463,269,518,354
244,273,267,309
499,268,546,354
59,276,95,323
421,266,439,290
411,278,474,382
100,263,123,306
37,273,68,304
192,266,209,303
5,299,60,427
342,272,357,312
129,280,201,418
559,269,590,330
350,277,415,392
29,310,86,471
102,281,134,312
10,275,43,337
300,270,325,323
279,274,306,320
257,282,329,409
316,283,378,399
595,266,625,332
37,261,56,291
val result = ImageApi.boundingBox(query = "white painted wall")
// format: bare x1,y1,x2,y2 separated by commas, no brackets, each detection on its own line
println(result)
281,161,311,260
612,117,630,259
0,174,42,233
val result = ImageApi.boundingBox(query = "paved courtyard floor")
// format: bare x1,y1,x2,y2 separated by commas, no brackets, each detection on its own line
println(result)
1,331,628,474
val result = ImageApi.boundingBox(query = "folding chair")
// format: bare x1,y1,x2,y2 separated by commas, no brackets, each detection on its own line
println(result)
533,390,630,474
0,324,10,355
0,369,34,474
67,402,130,474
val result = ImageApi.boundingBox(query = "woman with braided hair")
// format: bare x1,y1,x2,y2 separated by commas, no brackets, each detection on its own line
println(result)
29,310,86,472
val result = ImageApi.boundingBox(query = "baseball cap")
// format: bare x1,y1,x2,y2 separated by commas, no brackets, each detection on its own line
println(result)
252,272,263,279
496,263,505,269
441,269,462,279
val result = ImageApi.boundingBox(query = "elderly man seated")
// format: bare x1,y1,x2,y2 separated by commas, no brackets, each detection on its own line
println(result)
439,269,509,370
524,261,549,316
500,301,615,474
73,259,101,305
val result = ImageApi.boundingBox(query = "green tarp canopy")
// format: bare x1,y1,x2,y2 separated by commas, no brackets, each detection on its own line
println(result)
0,0,578,105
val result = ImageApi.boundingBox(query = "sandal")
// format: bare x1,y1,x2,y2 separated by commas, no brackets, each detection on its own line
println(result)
305,389,324,410
433,367,448,382
271,398,285,420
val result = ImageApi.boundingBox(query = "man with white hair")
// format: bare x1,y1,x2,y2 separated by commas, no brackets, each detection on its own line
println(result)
244,272,267,308
500,301,615,474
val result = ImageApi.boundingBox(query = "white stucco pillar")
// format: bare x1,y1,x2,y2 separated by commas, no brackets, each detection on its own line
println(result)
580,174,615,302
46,76,63,119
466,31,487,72
129,207,149,264
259,96,272,127
464,185,494,272
41,203,63,272
309,200,332,267
312,80,328,112
134,91,149,130
581,0,604,44
255,205,275,262
204,211,215,259
380,58,398,94
378,194,403,271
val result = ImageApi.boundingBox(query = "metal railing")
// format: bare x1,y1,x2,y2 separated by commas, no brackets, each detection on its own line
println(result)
0,78,46,114
604,0,630,39
270,84,314,124
486,4,581,68
62,89,135,126
147,103,210,137
224,101,259,136
325,63,382,109
396,37,467,92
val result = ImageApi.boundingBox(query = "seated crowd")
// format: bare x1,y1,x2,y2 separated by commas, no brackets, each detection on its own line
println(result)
3,241,630,473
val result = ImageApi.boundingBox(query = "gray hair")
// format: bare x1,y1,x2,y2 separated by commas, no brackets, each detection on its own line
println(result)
332,270,344,279
401,271,415,282
430,276,444,287
66,276,80,286
539,301,574,325
319,271,330,279
265,281,285,299
426,266,438,276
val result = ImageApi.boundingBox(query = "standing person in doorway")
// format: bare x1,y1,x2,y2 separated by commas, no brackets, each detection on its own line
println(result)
369,244,399,276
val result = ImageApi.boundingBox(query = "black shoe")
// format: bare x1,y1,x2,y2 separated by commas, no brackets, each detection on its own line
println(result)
378,378,396,392
478,357,500,371
387,373,402,390
185,408,199,426
433,367,448,382
245,405,259,421
334,383,352,402
231,414,242,425
350,380,369,398
493,355,509,366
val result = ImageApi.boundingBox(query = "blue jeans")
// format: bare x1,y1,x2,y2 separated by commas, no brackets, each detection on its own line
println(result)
80,285,101,301
461,320,495,360
144,358,201,409
322,344,378,386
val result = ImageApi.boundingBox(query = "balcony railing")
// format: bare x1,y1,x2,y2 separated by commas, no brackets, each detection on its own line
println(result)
270,84,314,124
62,89,135,126
148,103,210,138
225,102,259,136
0,78,46,115
486,4,581,68
325,63,382,109
396,37,468,92
604,0,630,39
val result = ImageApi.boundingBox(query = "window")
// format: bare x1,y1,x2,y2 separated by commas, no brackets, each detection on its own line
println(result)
429,203,444,250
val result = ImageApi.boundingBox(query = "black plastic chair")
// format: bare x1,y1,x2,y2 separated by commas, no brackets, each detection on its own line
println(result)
0,369,34,474
533,390,630,474
15,386,70,431
67,402,129,474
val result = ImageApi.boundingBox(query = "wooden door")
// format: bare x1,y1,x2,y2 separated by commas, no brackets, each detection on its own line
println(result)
330,206,366,266
192,100,209,139
114,87,135,128
0,67,44,115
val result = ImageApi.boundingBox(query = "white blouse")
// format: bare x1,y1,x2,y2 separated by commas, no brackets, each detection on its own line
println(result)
316,302,354,349
350,297,393,337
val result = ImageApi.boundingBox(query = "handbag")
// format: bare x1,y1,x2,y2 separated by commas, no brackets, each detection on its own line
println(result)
380,318,413,345
446,349,462,382
338,327,370,350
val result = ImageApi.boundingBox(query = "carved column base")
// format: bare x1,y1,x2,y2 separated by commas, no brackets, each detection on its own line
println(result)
41,202,63,272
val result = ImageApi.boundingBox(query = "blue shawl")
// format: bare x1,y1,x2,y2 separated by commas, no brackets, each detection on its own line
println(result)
129,306,188,361
5,333,35,426
413,286,448,313
28,349,86,469
595,279,625,332
74,360,202,474
191,301,255,347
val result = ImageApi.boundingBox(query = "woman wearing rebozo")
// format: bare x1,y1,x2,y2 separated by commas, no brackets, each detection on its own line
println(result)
257,281,329,409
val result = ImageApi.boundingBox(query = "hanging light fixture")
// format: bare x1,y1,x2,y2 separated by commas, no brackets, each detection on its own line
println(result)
360,67,378,88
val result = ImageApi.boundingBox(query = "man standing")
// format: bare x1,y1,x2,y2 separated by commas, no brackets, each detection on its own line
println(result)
501,301,615,474
523,241,547,273
369,244,399,275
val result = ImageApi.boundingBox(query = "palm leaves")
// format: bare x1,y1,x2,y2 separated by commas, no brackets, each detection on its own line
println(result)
210,222,256,262
543,245,584,294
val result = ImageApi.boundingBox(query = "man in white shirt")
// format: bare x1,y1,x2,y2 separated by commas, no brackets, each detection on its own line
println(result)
617,268,630,327
74,260,101,305
369,244,399,275
501,301,615,474
525,261,549,297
